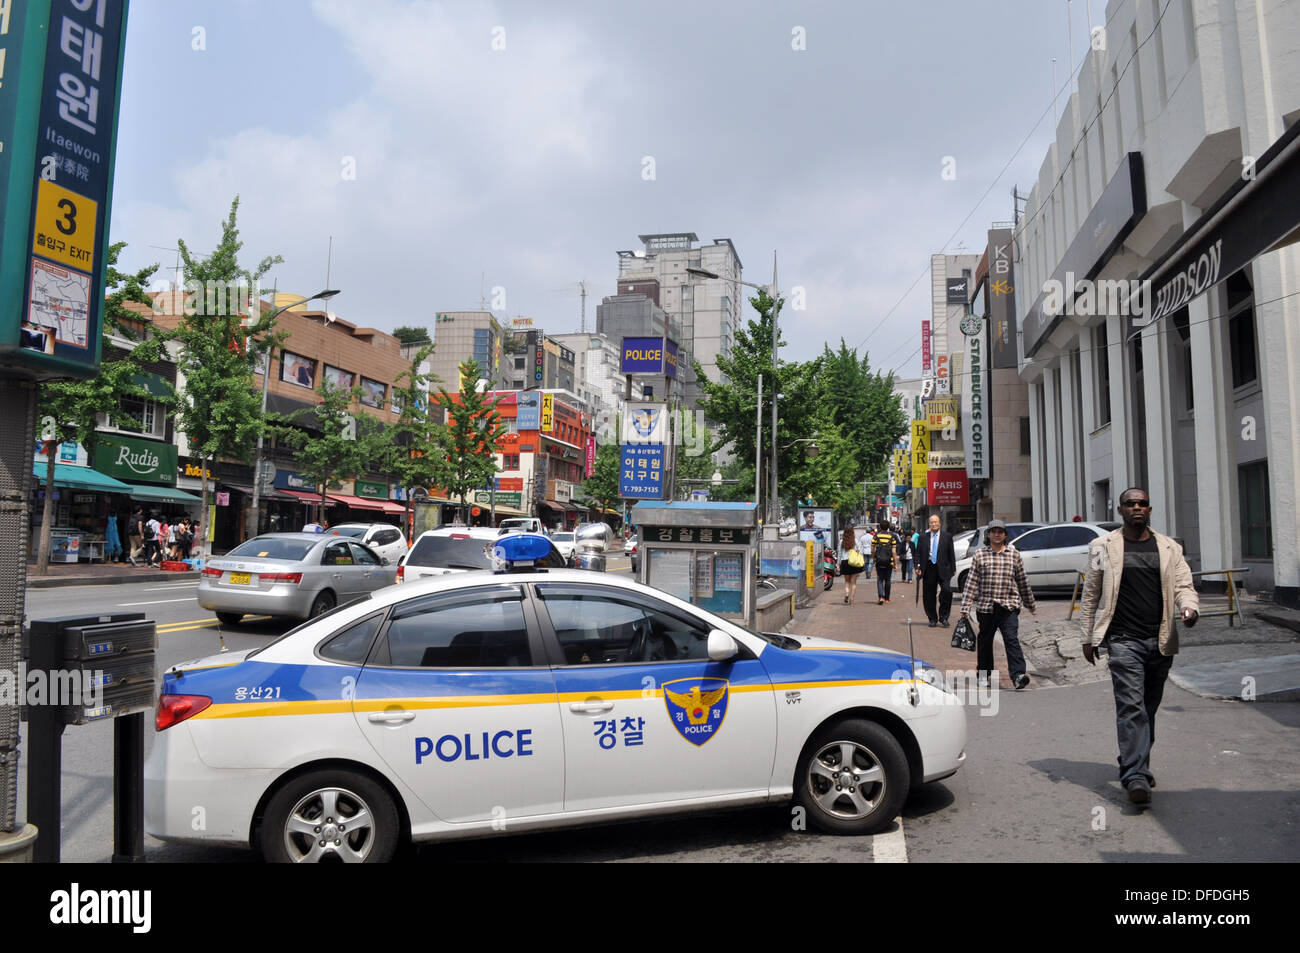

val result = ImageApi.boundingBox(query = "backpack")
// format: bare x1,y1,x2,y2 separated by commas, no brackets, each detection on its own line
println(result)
873,533,894,566
141,520,154,540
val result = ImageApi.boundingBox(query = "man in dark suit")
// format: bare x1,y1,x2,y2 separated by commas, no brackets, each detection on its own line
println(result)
917,513,957,627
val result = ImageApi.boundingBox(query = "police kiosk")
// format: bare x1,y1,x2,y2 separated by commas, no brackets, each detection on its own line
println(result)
631,502,759,626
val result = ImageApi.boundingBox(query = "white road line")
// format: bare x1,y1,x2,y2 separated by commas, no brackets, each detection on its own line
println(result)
115,597,197,606
872,818,908,863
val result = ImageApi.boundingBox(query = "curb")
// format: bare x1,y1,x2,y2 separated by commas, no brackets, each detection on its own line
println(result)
27,570,199,589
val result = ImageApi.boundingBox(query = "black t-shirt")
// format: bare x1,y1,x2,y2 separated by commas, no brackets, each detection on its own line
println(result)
1107,534,1162,641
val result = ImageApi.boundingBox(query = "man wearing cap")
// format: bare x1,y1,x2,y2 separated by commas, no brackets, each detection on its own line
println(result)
1079,487,1199,805
959,519,1036,690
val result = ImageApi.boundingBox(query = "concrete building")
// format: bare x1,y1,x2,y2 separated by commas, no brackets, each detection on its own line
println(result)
615,233,743,408
1013,0,1300,605
429,311,509,393
549,331,642,444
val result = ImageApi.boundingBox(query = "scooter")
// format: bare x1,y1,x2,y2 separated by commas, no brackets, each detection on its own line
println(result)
822,547,838,591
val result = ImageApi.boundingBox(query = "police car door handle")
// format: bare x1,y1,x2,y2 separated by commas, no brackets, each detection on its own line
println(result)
569,701,614,714
368,711,416,725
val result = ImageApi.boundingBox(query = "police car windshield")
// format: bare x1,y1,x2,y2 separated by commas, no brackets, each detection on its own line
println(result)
226,538,320,561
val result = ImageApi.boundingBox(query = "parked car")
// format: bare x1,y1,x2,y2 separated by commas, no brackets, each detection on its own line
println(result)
498,517,546,535
951,521,1121,593
957,521,1044,560
398,527,567,583
327,522,408,565
627,535,639,574
550,531,577,565
199,533,397,625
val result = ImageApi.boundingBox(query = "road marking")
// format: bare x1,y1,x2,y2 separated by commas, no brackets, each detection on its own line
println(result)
872,818,907,863
142,584,199,591
156,615,272,633
116,597,197,606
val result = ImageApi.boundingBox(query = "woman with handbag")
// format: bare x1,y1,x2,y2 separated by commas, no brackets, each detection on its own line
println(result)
839,526,866,606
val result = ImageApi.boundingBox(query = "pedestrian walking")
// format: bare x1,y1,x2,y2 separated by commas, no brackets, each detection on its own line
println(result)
1078,487,1199,805
899,532,915,582
127,506,145,567
872,521,899,604
144,513,162,566
104,513,122,563
838,526,866,606
958,519,1036,690
917,514,957,626
861,525,874,580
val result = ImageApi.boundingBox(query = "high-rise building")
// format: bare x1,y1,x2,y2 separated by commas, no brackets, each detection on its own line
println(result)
615,232,743,408
428,311,509,392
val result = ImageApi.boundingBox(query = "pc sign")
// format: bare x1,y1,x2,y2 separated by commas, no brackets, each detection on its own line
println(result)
0,0,131,380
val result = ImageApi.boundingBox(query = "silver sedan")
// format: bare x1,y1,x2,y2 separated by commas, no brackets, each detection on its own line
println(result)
198,533,397,625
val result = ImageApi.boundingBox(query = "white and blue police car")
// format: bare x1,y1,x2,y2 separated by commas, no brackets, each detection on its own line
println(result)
145,534,966,862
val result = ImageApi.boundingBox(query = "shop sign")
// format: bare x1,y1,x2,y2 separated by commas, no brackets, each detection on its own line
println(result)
963,318,989,479
517,392,541,429
215,492,230,506
586,436,596,478
645,526,752,545
928,450,966,469
180,460,215,481
473,490,522,506
35,440,88,467
541,392,554,432
934,354,951,395
96,434,177,485
926,397,959,431
927,468,970,505
910,421,930,489
273,469,315,491
356,480,387,499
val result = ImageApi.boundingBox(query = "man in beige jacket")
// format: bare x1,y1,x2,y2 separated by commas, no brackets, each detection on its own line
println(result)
1079,487,1199,805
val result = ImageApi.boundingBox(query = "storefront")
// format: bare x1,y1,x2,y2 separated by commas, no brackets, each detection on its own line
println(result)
30,445,133,562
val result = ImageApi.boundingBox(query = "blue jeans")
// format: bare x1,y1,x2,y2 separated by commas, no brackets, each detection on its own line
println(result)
1107,634,1173,788
901,558,913,581
976,605,1025,680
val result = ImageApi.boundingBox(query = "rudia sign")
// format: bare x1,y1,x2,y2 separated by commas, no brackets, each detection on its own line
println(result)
116,444,159,475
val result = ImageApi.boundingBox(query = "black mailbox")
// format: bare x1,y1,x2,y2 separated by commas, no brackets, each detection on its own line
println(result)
23,613,157,726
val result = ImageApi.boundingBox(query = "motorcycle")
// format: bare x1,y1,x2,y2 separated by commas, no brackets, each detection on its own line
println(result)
822,546,839,591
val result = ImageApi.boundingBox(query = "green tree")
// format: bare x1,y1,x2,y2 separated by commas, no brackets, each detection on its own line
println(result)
383,343,450,502
33,243,166,573
692,289,821,515
169,197,283,534
434,358,506,520
819,339,908,485
781,409,861,517
392,325,431,346
272,379,366,522
582,442,623,511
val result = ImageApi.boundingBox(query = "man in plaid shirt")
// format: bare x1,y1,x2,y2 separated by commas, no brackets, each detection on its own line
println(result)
959,519,1037,690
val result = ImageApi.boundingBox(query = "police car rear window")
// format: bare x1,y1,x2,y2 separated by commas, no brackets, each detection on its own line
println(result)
407,536,494,570
226,538,318,561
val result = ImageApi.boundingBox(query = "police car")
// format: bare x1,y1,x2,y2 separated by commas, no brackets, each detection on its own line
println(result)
145,534,966,862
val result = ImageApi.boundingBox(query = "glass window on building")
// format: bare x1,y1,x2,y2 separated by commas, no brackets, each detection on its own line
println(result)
1019,417,1031,456
1226,270,1258,390
1239,461,1272,559
1095,322,1111,425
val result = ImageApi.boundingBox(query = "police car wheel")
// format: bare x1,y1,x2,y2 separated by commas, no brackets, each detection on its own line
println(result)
309,591,336,618
261,770,398,863
795,720,908,835
215,612,243,626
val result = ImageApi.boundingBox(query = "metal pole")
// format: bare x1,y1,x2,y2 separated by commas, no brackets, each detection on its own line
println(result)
0,377,38,838
768,253,780,530
755,373,763,508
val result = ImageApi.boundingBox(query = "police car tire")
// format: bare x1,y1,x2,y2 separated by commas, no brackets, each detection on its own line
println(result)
795,719,909,836
310,591,336,617
261,769,399,863
215,612,243,626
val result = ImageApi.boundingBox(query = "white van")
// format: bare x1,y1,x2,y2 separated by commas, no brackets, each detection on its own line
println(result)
497,517,545,535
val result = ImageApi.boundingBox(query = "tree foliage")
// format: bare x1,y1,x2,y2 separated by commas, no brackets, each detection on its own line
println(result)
434,358,506,517
383,343,450,495
818,339,908,487
168,197,283,527
582,442,623,511
392,325,431,346
272,379,367,520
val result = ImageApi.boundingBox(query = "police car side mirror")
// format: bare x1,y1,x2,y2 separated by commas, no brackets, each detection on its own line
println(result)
707,629,738,661
381,557,390,566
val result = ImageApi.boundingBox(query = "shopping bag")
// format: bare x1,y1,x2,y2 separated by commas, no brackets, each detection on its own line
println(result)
950,616,975,651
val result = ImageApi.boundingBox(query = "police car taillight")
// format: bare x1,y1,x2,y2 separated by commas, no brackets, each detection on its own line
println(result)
156,693,212,731
395,564,404,583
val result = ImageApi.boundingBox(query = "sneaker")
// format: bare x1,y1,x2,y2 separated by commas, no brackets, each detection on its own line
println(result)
1014,674,1030,690
976,673,990,688
878,598,884,605
1126,778,1152,804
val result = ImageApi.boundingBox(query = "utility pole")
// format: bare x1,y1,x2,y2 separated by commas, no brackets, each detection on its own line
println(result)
755,374,763,510
768,252,780,533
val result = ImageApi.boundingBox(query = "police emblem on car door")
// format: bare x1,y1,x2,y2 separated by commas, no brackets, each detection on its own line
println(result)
662,677,729,745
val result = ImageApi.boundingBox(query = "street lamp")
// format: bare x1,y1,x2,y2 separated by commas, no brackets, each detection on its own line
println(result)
688,255,781,533
247,289,340,536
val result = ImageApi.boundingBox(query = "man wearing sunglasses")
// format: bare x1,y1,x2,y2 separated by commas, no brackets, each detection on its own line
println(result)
1079,488,1199,805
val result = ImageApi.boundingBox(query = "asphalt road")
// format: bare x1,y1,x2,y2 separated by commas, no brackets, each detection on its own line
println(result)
16,572,1300,864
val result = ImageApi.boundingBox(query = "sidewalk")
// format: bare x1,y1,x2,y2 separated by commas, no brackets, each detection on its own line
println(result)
25,561,199,589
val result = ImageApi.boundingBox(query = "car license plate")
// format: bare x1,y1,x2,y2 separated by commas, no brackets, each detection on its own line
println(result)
229,572,252,586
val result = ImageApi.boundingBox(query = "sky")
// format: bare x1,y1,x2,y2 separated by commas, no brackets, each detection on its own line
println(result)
109,0,1106,378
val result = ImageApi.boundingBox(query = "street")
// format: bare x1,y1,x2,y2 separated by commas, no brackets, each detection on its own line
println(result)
18,572,1299,863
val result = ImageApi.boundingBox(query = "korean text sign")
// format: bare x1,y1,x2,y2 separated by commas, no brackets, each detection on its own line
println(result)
1,0,131,379
619,444,665,498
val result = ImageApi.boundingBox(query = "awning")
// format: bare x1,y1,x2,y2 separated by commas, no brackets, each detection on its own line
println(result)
539,500,567,512
282,489,334,505
326,493,405,515
123,483,202,504
31,464,131,493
